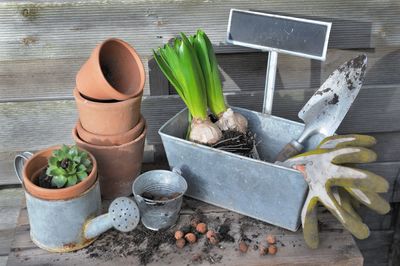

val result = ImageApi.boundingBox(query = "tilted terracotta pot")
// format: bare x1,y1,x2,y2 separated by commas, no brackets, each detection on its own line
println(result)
76,38,145,101
23,145,98,200
76,115,145,146
73,88,142,135
72,124,147,199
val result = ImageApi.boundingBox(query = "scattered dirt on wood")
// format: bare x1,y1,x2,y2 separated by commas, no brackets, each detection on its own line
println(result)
84,207,287,265
190,209,208,225
217,219,235,243
84,226,174,265
85,208,212,265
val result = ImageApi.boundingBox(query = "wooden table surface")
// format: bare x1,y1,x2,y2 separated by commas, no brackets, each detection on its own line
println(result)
0,188,363,266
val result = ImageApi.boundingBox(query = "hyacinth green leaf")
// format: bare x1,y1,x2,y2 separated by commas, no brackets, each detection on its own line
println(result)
179,32,208,119
193,30,227,116
152,33,208,120
188,35,195,45
153,50,188,107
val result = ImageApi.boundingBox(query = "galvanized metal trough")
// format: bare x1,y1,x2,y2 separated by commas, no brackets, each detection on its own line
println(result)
159,107,326,231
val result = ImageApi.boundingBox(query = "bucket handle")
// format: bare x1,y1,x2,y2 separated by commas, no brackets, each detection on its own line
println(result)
136,167,183,206
172,167,182,176
14,152,33,185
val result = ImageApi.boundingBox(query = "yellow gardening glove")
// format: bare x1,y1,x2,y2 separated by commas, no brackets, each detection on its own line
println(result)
283,134,390,249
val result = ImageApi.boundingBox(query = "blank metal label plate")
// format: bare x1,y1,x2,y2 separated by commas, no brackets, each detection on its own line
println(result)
227,9,331,60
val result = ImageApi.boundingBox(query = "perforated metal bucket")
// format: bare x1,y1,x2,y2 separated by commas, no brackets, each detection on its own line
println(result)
132,170,187,231
159,107,327,231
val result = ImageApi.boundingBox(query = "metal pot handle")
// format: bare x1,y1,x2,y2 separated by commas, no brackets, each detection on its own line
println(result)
172,167,182,176
14,152,33,185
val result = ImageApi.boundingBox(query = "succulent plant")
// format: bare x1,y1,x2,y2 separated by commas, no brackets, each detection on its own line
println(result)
46,145,92,188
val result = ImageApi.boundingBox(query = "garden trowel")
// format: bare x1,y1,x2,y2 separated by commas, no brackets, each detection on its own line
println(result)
275,54,367,162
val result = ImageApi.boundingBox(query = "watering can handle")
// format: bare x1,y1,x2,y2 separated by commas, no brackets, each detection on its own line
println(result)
14,152,33,185
172,167,182,176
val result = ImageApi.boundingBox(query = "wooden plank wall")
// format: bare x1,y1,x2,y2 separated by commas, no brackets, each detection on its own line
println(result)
0,0,399,265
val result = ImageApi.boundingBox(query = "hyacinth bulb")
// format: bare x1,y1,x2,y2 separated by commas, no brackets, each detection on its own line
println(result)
216,108,248,133
189,118,222,145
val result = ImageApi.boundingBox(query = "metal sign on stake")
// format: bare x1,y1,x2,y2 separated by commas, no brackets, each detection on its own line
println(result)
227,9,332,114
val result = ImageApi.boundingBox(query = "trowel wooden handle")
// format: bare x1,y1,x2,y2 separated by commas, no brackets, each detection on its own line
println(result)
275,140,304,162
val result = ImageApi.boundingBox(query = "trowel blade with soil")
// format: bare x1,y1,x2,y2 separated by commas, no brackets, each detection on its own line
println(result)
275,54,367,162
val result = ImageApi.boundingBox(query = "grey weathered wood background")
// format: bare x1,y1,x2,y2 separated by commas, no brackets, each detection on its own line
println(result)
0,0,399,265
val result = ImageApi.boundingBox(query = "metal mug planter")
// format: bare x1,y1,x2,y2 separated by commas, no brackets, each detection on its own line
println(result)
14,152,140,252
132,169,187,231
159,107,327,231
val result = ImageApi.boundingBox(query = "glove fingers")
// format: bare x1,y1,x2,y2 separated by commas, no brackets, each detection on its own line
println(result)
346,187,391,215
285,146,376,166
336,188,362,221
301,193,319,249
321,188,370,239
329,167,389,193
318,134,376,149
331,147,377,164
350,197,361,209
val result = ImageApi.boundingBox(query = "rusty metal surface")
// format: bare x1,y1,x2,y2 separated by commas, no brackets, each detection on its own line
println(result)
24,181,102,252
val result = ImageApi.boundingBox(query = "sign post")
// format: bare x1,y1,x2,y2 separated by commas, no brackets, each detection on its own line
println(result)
227,9,332,114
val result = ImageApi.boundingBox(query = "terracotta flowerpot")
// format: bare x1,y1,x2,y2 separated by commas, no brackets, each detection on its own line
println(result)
76,115,145,146
73,88,142,135
72,123,147,199
76,38,145,101
22,145,98,200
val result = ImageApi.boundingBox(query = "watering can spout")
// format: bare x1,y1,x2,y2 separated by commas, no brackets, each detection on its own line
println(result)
84,197,140,239
84,213,113,239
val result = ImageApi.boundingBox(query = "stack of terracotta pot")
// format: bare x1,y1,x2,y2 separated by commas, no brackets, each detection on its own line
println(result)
72,38,147,199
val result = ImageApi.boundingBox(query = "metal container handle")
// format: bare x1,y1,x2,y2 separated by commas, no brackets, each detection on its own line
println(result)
172,167,182,176
14,151,33,185
138,194,157,205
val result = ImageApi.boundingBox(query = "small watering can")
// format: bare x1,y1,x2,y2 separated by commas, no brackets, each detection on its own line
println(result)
14,151,141,252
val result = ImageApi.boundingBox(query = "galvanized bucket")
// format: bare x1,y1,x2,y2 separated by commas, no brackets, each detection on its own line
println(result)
132,169,187,231
159,107,326,231
14,152,140,252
